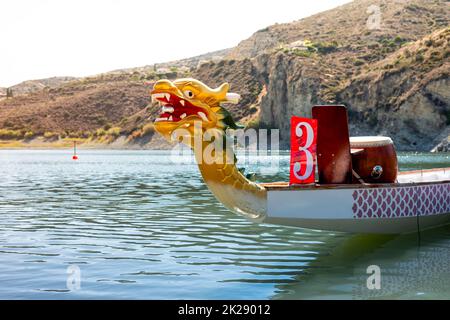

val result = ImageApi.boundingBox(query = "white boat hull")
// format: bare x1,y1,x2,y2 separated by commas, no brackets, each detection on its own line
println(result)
265,212,450,234
262,168,450,234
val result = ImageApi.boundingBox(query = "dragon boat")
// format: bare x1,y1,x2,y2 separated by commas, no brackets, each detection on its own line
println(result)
150,78,450,234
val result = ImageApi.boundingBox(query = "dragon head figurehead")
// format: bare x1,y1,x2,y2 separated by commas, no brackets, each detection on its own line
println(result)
151,78,241,145
150,78,266,221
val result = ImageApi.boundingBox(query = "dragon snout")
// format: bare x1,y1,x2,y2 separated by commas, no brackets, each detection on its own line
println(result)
151,79,178,94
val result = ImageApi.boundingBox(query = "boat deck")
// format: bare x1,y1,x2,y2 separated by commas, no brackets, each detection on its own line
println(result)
261,167,450,190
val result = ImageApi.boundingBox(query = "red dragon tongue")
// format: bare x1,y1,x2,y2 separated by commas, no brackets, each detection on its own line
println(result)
154,91,210,123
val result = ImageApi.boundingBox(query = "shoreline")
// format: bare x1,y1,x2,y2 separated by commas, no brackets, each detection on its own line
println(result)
0,139,448,154
0,135,173,150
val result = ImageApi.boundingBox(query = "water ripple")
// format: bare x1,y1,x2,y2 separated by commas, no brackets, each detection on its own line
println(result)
0,150,449,299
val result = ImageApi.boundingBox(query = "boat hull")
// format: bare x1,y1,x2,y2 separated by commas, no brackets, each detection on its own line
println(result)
261,168,450,234
265,213,450,234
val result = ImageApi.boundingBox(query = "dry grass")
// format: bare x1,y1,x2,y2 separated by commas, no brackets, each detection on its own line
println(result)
0,137,87,149
0,80,150,136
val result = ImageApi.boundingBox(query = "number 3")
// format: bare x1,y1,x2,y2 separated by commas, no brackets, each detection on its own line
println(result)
293,122,314,180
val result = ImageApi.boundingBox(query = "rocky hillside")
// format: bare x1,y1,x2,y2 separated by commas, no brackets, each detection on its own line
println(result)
0,77,78,100
10,77,78,95
0,0,448,151
229,0,448,60
0,74,150,140
113,48,232,74
340,28,449,150
201,0,450,151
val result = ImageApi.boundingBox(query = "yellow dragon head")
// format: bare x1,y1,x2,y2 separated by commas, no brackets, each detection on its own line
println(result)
151,78,241,145
150,78,266,222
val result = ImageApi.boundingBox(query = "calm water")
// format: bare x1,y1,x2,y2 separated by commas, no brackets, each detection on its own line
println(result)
0,150,449,300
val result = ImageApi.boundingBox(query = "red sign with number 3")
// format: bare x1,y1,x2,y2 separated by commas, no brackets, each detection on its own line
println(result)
289,117,318,185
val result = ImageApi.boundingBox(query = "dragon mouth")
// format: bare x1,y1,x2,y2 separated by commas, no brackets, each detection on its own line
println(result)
151,93,209,123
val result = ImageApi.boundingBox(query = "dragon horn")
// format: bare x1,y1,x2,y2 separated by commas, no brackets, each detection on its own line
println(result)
225,92,240,104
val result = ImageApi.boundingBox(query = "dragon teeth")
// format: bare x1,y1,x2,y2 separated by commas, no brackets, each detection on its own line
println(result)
180,113,186,119
152,93,165,103
165,93,170,102
168,115,173,121
155,117,168,122
180,100,185,106
162,106,174,113
198,112,208,121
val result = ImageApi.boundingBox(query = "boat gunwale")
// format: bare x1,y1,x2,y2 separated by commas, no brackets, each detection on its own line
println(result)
261,167,450,191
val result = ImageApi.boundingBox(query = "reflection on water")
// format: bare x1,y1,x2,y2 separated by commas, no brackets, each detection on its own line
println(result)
274,226,450,299
0,150,449,299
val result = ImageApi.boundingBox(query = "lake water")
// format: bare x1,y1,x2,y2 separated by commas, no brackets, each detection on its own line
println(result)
0,150,449,299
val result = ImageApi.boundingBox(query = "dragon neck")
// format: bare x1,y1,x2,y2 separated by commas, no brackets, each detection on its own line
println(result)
192,136,267,221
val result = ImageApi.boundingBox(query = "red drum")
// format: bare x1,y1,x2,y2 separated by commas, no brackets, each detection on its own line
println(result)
350,136,398,183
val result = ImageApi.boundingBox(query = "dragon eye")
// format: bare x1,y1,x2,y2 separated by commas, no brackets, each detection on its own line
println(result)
183,90,194,99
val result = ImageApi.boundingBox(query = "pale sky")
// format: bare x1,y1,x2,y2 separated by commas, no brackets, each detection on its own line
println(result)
0,0,351,87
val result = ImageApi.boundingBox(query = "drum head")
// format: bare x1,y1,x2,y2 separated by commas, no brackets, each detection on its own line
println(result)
350,136,393,148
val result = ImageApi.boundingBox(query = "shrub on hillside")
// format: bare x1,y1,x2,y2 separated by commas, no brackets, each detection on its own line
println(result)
128,129,142,141
107,127,121,137
24,131,35,139
292,49,313,57
415,53,424,62
141,123,155,136
246,119,260,130
314,41,339,54
0,129,23,140
43,131,59,140
95,128,106,136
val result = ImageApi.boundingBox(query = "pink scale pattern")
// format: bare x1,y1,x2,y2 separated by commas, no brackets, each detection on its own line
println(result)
352,183,450,219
